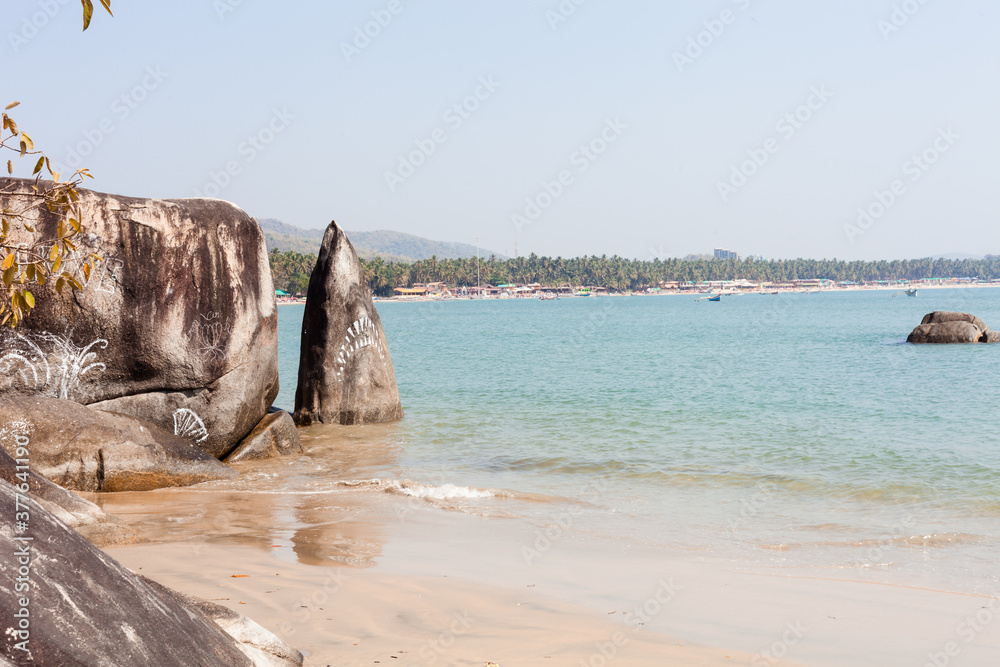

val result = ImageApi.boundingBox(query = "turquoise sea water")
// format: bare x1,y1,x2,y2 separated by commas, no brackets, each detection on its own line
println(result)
274,289,1000,595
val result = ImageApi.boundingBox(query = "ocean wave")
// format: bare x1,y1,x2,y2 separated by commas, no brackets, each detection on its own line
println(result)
335,478,504,500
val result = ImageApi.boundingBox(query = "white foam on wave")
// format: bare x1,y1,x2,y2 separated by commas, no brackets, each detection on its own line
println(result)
336,478,500,500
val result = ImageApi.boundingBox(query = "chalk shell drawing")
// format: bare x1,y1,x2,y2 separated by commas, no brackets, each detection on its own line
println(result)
173,408,209,444
335,316,387,383
0,330,108,400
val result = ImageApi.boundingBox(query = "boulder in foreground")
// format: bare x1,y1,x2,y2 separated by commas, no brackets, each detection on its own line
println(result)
0,477,255,665
294,221,403,426
0,396,237,492
907,312,998,344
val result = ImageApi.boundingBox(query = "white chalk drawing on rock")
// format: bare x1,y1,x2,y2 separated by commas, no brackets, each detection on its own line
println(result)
0,330,108,400
335,316,387,384
173,408,209,444
187,312,229,363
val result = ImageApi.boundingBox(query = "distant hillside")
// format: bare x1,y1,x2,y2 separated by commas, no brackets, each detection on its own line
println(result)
257,218,502,262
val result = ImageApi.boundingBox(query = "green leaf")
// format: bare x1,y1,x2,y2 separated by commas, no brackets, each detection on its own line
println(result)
82,0,94,30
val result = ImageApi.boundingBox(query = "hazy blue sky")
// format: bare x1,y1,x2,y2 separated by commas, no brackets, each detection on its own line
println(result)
5,1,998,260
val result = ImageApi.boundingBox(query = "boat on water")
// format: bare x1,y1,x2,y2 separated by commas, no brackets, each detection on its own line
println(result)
708,294,721,302
538,293,558,301
891,289,918,298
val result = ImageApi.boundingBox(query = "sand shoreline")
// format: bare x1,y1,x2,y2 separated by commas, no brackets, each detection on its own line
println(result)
96,472,1000,666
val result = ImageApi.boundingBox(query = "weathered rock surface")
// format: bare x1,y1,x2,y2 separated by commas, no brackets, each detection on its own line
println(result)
144,578,303,667
294,221,403,426
0,396,237,493
0,447,141,547
907,312,997,344
0,478,254,666
224,410,303,463
0,178,279,459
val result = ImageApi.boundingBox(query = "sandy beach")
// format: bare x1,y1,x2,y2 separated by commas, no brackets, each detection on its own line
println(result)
94,424,1000,666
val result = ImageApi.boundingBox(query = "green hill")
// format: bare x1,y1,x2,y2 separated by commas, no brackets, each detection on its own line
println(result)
257,218,502,262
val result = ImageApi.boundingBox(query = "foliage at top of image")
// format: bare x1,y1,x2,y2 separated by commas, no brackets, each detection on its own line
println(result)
0,1,113,327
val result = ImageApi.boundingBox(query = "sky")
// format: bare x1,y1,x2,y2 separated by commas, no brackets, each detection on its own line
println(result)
4,0,998,261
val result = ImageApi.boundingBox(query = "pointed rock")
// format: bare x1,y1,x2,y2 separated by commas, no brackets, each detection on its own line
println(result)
294,222,403,426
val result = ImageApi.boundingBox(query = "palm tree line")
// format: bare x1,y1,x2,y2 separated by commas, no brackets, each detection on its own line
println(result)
269,249,1000,298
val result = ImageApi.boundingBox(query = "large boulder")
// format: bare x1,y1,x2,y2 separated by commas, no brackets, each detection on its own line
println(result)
0,396,238,492
0,447,140,547
0,478,255,666
294,221,403,426
908,312,997,344
0,178,278,459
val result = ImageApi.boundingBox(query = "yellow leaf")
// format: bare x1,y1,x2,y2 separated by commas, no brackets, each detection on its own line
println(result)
52,256,62,272
82,0,94,30
55,277,65,293
100,0,113,16
57,220,66,238
49,244,60,262
22,290,34,308
25,265,35,281
1,254,13,270
33,156,44,175
70,218,81,232
83,262,91,282
20,132,33,151
4,102,19,111
2,266,16,287
19,141,26,158
67,276,83,290
22,224,33,233
6,160,11,175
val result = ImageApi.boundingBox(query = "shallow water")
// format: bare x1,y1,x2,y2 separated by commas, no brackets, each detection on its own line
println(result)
104,289,1000,598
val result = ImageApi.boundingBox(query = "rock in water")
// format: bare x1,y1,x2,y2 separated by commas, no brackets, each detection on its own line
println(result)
224,410,303,463
0,396,238,492
0,178,279,459
907,312,997,344
294,221,403,426
0,478,255,666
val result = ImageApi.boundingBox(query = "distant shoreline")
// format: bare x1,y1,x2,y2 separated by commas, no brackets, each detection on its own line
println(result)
274,281,997,306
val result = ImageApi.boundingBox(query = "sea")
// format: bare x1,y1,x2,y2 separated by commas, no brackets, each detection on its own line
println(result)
256,288,998,599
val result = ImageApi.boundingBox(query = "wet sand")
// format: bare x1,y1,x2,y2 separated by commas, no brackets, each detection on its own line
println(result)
95,458,1000,666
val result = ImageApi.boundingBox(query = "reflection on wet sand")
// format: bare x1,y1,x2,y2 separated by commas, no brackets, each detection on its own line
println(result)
88,422,409,569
